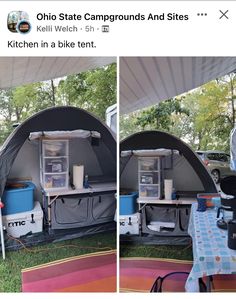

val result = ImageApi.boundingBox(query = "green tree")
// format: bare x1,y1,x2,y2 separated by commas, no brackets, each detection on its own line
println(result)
177,79,233,151
57,72,87,106
0,63,116,145
11,83,40,121
57,63,116,120
120,112,142,140
120,74,236,153
135,98,189,131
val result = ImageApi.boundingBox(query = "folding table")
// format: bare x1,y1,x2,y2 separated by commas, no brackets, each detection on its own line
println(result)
186,203,236,292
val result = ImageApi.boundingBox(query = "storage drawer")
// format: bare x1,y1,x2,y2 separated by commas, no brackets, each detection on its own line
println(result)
44,174,68,189
140,172,159,184
44,158,67,173
139,158,157,171
145,205,176,222
43,140,68,157
92,193,116,222
140,185,159,197
51,196,89,229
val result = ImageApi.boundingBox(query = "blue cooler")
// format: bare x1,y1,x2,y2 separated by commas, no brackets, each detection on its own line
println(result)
2,182,35,215
120,191,138,215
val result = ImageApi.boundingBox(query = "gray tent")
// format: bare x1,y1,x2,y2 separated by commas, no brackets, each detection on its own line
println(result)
0,106,116,241
121,130,216,194
120,130,217,244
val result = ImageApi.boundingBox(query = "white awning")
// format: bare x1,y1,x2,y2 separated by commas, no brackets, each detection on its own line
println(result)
0,57,115,89
120,57,236,114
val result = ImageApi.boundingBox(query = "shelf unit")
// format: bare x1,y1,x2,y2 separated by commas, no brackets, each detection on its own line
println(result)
138,157,162,200
40,139,69,190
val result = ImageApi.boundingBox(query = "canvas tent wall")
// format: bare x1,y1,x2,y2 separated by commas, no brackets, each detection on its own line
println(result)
121,130,216,195
0,106,116,231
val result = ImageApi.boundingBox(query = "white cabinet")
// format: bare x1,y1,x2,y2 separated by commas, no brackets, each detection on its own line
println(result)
40,140,69,190
138,157,162,200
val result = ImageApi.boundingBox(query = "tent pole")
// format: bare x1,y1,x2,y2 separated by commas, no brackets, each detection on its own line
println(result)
0,200,6,260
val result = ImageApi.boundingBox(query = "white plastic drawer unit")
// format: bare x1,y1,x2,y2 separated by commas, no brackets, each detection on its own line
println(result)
138,157,162,200
41,140,69,190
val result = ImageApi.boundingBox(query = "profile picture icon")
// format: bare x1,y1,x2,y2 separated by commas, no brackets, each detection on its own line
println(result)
7,11,31,34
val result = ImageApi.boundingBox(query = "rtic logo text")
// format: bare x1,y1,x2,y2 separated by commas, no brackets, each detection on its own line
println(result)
8,221,26,227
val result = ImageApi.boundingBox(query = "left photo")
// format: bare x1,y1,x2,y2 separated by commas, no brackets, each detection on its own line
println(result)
0,57,117,292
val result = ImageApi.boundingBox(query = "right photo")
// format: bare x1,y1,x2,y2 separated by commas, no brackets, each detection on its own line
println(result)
119,57,236,293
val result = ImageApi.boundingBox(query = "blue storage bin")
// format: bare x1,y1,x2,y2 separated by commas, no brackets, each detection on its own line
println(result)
2,182,35,215
120,191,138,215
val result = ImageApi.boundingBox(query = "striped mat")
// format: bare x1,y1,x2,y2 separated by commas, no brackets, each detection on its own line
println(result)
120,257,236,292
22,250,116,292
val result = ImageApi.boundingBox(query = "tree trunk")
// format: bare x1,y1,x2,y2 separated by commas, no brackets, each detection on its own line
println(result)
197,131,202,150
15,108,21,122
51,79,56,106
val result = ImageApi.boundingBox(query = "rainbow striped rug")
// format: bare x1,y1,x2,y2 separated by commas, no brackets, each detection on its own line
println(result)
22,250,116,292
120,257,236,292
120,257,192,292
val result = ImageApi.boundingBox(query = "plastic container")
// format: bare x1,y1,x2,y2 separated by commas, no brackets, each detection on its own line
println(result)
2,201,43,237
2,182,35,215
140,173,159,184
120,191,138,215
43,140,68,157
140,185,159,198
172,188,177,200
44,174,67,189
197,193,221,208
139,159,157,171
44,158,67,173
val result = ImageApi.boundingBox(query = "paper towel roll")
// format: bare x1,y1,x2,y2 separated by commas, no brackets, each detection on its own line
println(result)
73,165,84,189
164,179,173,200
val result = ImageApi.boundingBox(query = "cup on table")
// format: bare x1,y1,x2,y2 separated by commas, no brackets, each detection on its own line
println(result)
197,196,207,212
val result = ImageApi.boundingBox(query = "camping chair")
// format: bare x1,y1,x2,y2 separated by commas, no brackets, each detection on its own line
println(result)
0,201,5,259
150,271,207,292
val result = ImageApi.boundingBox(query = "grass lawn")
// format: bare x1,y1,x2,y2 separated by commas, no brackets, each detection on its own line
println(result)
0,231,116,292
120,244,193,261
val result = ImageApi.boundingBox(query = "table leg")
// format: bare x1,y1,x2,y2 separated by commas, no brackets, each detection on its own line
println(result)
0,209,5,260
47,196,51,229
138,203,142,236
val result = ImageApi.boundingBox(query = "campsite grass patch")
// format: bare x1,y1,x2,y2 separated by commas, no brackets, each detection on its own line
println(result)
120,244,193,261
0,231,116,292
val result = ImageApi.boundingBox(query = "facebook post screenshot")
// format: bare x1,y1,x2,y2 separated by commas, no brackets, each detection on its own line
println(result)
0,1,236,298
